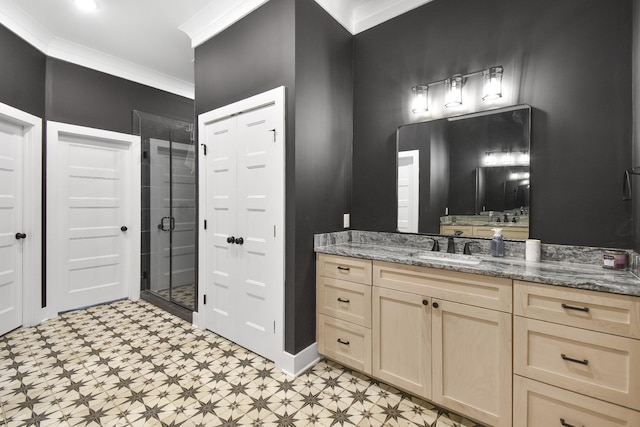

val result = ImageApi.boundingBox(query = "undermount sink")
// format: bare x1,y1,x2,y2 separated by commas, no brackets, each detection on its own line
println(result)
417,253,482,265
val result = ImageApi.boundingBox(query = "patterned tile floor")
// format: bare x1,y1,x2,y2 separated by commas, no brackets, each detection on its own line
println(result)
0,300,485,427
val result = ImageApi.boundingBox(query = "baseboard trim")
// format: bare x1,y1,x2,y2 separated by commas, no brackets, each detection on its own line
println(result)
192,311,203,329
279,342,320,377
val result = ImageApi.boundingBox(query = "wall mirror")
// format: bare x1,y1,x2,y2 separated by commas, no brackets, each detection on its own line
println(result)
396,104,531,239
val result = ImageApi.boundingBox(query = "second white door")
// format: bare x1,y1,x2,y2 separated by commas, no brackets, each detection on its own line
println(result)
200,87,285,364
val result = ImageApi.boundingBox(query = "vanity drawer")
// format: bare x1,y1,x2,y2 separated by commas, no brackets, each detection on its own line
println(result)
317,276,371,327
514,281,640,338
317,254,372,285
514,376,640,427
439,225,472,236
317,314,371,374
473,226,529,240
514,317,640,409
373,261,512,312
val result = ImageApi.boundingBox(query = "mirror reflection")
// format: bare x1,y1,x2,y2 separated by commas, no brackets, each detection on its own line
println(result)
396,105,531,239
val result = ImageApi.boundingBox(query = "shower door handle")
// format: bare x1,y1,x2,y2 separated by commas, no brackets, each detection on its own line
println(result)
159,216,172,231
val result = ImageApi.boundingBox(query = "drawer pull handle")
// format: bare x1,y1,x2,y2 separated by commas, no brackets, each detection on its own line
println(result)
561,303,590,313
561,354,589,366
337,298,350,303
560,418,583,427
337,338,350,345
337,266,350,272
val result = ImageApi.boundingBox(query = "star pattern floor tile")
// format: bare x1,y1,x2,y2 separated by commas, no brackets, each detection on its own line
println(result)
0,300,486,426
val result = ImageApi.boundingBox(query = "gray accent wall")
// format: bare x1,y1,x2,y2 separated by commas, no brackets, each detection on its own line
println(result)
195,0,353,354
353,0,633,248
0,25,46,118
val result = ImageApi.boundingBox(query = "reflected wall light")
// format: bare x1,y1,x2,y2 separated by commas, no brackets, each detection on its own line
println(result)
411,65,503,113
411,85,429,113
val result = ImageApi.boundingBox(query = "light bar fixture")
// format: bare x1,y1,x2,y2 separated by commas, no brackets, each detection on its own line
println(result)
411,65,504,113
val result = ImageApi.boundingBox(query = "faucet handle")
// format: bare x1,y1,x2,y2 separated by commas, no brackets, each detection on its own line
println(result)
463,242,472,255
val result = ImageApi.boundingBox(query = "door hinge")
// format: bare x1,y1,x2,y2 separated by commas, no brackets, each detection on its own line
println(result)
204,220,207,230
204,294,207,305
273,321,276,333
274,225,276,238
201,143,207,155
269,129,276,142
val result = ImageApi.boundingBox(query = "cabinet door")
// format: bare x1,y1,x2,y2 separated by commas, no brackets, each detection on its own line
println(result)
432,299,512,427
372,286,431,399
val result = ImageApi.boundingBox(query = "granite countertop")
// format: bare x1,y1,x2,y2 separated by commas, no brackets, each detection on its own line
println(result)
315,242,640,297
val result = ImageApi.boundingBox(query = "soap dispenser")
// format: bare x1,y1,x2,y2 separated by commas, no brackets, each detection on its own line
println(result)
490,228,505,257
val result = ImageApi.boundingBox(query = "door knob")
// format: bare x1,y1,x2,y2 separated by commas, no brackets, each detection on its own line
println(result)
227,236,236,244
235,237,244,245
15,233,26,240
121,226,128,232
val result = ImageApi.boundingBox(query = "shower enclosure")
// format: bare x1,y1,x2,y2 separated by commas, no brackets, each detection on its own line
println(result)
134,111,196,313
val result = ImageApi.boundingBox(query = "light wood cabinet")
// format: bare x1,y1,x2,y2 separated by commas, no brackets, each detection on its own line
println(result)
514,376,640,427
440,225,473,236
317,313,371,373
514,281,640,425
514,280,640,339
317,276,371,327
373,261,513,427
317,253,372,285
372,286,431,399
440,225,529,239
316,254,373,375
432,299,513,427
514,316,640,410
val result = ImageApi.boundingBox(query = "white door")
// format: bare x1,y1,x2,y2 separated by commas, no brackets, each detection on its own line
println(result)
0,104,42,336
206,115,238,341
47,122,140,313
398,150,419,233
0,119,24,335
235,105,281,359
199,86,285,366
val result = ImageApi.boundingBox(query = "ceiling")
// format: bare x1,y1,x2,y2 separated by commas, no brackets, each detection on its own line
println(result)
0,0,433,99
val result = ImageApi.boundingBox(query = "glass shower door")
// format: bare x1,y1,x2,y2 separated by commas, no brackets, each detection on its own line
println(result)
135,111,196,312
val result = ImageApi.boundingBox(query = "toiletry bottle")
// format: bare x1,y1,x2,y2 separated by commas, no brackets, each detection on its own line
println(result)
490,228,505,257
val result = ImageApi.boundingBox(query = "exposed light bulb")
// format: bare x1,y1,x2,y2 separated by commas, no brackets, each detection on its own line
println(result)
75,0,99,12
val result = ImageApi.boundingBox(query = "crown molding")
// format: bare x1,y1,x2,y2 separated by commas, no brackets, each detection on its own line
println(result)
0,0,194,98
314,0,434,35
179,0,269,48
352,0,434,34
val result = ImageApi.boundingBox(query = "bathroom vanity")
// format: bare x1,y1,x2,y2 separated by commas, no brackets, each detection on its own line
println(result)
315,231,640,427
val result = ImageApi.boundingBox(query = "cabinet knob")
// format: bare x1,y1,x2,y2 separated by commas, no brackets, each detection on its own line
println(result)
432,302,439,309
422,299,428,306
227,236,236,244
235,237,244,245
120,226,128,232
15,232,27,240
